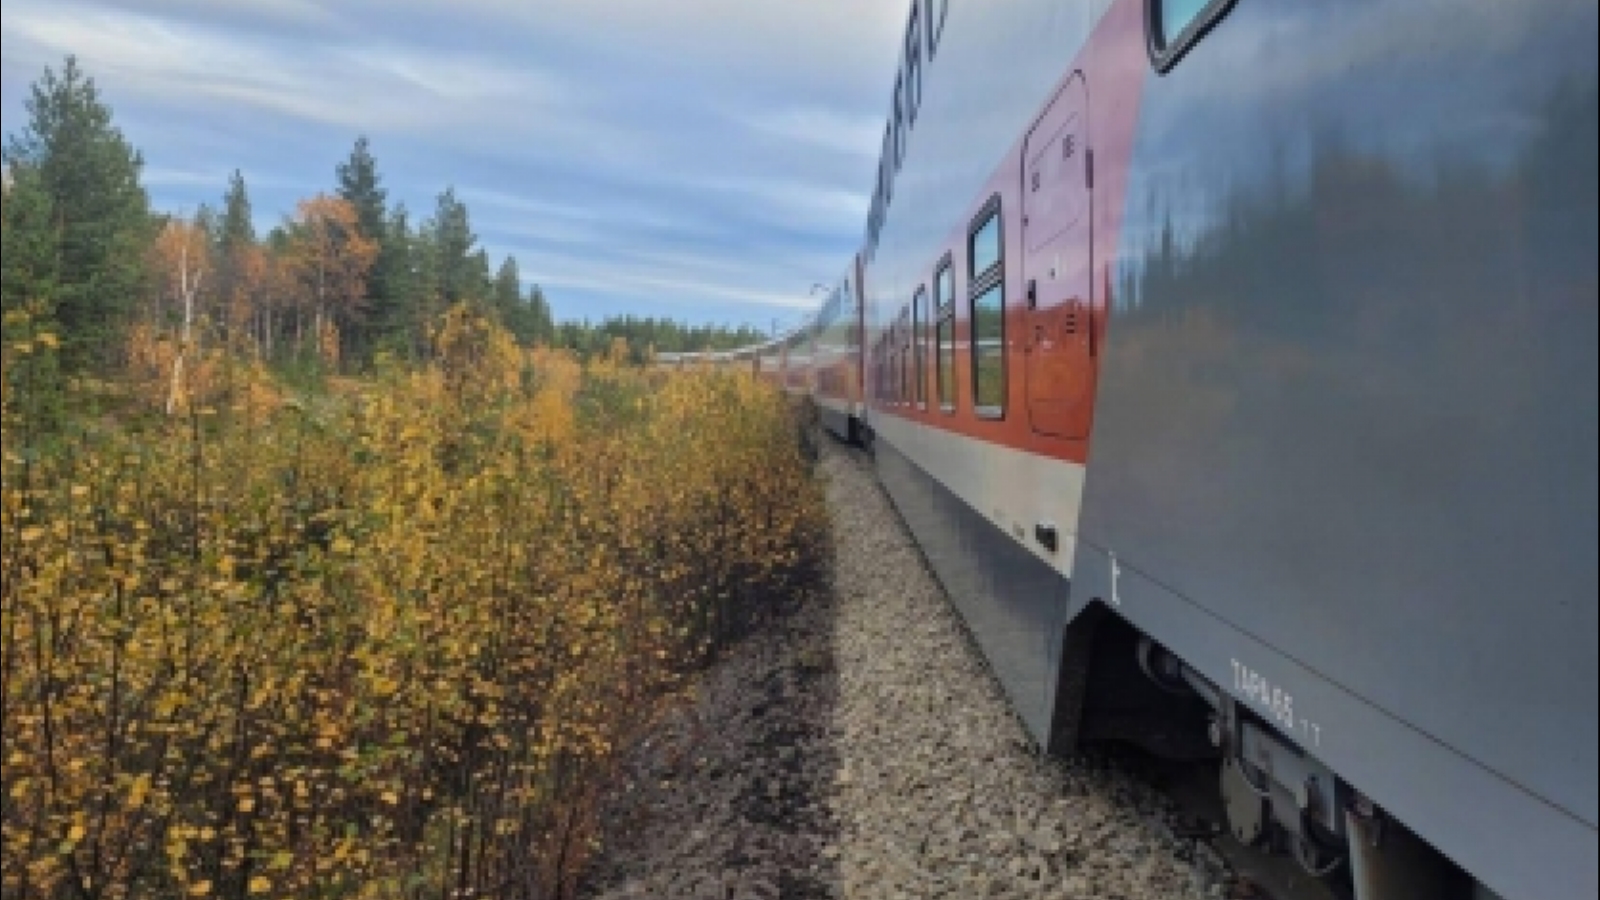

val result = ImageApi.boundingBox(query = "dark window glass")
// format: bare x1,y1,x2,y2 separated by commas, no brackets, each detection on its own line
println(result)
971,283,1005,413
938,312,955,409
889,329,897,403
890,327,899,403
905,6,921,126
877,338,885,402
881,125,894,204
893,74,906,170
913,287,927,407
970,211,1000,278
900,311,911,404
935,260,955,409
926,0,947,59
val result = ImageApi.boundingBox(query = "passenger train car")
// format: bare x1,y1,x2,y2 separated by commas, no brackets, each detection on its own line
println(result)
677,1,1598,898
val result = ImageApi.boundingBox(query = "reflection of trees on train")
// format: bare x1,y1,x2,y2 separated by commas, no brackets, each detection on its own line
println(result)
1091,77,1596,783
1111,77,1596,469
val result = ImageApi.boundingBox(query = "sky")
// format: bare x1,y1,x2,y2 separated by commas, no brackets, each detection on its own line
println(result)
0,0,909,329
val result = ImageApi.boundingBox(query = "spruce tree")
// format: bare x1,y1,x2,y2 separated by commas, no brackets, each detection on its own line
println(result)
374,204,418,359
335,136,387,239
492,256,523,336
3,56,151,372
336,137,390,362
219,169,255,252
1,165,66,424
527,285,554,346
430,187,478,307
1,165,58,320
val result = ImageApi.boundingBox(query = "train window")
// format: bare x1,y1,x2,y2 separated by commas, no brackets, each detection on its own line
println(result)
880,125,893,205
913,286,927,408
902,305,913,406
876,335,886,403
924,0,947,61
1148,0,1235,72
970,208,1001,279
971,284,1005,414
968,197,1005,417
935,259,955,411
888,325,897,404
887,325,896,404
881,329,890,403
905,5,922,127
891,323,902,405
893,74,907,170
900,308,912,405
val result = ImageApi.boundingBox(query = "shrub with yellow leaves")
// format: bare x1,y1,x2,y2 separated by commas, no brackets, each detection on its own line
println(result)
1,303,827,899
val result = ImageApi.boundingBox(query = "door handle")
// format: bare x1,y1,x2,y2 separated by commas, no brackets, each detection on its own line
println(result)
1027,279,1038,309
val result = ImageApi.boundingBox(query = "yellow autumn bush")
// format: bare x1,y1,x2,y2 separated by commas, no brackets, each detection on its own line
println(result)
1,304,827,899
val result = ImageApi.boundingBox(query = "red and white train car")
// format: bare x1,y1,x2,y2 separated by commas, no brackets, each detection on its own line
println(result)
742,1,1598,899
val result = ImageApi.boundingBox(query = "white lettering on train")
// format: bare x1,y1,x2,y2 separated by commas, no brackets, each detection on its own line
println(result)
1230,658,1322,747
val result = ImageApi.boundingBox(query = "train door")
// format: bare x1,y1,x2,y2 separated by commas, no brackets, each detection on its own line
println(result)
1021,72,1094,440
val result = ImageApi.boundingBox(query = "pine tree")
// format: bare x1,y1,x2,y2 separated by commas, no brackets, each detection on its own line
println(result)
430,187,478,307
335,136,387,240
410,215,444,360
1,164,58,320
492,256,524,337
219,170,255,252
336,137,390,362
211,170,255,345
373,203,418,359
1,164,65,424
3,56,151,372
526,284,554,346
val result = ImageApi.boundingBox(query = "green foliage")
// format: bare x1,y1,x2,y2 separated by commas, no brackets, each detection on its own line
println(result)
335,138,392,363
335,136,386,242
428,186,480,308
1,309,826,899
3,55,151,374
553,315,769,362
218,170,255,253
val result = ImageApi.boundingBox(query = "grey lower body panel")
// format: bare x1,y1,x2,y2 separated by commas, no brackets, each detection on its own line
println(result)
873,438,1071,743
1065,540,1597,900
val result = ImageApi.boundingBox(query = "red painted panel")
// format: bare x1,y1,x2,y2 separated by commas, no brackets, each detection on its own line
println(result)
868,0,1148,467
1022,73,1095,439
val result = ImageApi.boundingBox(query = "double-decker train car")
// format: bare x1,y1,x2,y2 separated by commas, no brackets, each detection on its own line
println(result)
711,0,1597,898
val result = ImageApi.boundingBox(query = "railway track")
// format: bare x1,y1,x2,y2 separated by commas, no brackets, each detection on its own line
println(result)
583,438,1350,899
838,438,1344,900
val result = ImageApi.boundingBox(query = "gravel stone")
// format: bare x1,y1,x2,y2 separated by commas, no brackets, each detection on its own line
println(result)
581,439,1229,899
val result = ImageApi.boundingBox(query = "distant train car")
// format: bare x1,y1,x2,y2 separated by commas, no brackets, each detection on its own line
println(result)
650,350,687,371
728,345,760,377
742,1,1598,899
811,260,866,442
779,326,814,397
753,340,784,388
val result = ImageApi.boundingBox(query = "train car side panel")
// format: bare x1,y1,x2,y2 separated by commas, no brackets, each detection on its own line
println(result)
1075,0,1598,897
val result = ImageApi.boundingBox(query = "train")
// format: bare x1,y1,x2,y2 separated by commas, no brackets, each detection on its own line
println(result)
670,1,1598,898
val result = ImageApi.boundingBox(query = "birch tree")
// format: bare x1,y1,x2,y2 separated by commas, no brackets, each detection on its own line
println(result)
151,216,209,413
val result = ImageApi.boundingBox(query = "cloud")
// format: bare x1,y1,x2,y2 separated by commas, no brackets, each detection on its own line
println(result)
736,106,884,160
1,0,911,326
2,3,580,133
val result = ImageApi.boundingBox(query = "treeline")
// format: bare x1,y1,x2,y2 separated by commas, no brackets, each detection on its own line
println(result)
555,315,769,363
0,56,762,386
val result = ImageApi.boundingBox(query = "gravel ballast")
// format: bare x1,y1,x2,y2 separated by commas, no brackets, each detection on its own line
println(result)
581,439,1232,899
